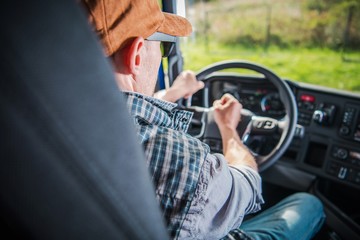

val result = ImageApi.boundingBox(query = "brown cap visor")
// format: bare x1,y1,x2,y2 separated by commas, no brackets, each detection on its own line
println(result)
159,12,192,37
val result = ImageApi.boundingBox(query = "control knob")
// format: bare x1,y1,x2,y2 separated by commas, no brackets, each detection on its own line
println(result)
312,103,336,125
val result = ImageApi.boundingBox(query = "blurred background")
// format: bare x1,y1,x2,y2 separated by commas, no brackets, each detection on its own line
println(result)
181,0,360,92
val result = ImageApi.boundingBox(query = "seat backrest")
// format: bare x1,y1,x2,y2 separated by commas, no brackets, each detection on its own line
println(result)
0,0,168,239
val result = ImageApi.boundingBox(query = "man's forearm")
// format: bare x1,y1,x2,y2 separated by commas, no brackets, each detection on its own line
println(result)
219,126,258,171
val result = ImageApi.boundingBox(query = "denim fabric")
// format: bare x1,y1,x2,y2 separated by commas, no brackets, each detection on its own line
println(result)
239,192,325,240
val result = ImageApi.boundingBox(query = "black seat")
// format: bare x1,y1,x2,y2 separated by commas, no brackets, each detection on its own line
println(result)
0,0,168,239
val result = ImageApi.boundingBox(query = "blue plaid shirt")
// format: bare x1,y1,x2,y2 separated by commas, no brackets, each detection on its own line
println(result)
124,92,263,239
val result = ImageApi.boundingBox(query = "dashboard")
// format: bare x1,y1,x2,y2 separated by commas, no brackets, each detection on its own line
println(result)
189,74,360,191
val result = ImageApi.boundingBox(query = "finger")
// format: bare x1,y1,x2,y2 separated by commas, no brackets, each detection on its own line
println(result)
197,81,205,90
220,93,233,104
213,99,220,107
222,93,232,99
213,99,222,109
183,70,196,80
220,95,228,104
221,95,236,106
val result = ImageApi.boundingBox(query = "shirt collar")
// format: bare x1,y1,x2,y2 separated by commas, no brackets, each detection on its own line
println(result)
123,91,193,133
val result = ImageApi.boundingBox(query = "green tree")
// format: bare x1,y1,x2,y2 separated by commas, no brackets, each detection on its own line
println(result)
304,0,360,49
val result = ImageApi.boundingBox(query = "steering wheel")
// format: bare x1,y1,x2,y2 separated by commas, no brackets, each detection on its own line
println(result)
183,60,298,172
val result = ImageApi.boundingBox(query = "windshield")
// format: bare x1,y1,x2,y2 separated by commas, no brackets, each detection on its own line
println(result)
181,0,360,93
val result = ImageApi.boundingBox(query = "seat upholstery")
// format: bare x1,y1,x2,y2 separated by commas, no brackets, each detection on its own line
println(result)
0,0,168,239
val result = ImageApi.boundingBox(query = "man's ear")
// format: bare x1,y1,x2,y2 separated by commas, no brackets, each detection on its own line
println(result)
112,37,144,75
126,37,144,76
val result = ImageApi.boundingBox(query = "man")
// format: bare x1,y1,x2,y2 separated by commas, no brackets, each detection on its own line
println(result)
81,0,325,239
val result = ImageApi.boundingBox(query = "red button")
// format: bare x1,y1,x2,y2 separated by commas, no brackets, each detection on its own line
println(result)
300,94,315,102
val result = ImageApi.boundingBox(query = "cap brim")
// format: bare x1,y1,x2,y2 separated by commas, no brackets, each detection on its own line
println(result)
157,12,192,37
146,32,177,42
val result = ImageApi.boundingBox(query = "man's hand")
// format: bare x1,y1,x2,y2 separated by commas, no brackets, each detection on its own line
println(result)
154,70,204,103
213,94,258,171
213,93,242,132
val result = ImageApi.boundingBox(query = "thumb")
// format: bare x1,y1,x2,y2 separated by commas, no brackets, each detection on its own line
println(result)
197,81,205,89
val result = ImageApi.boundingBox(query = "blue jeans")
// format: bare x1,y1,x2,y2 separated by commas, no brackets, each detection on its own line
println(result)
240,193,326,240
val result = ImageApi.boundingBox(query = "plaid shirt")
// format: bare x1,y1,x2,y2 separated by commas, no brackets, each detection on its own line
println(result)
125,92,210,238
124,92,263,239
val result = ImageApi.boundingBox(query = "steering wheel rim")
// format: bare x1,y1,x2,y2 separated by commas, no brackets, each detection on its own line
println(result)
185,60,298,172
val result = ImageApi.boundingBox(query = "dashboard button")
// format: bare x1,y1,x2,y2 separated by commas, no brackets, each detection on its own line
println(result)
332,147,348,160
338,167,348,179
339,125,350,136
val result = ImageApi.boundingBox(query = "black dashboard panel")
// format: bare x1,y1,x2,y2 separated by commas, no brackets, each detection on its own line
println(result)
287,81,360,190
190,74,360,190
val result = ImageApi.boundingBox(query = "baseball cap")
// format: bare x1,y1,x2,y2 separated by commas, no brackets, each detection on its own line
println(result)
81,0,192,56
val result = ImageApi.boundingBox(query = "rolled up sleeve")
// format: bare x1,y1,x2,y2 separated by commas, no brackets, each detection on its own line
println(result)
178,153,264,240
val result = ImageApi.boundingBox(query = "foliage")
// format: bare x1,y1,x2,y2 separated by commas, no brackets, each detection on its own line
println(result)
182,0,360,93
302,0,360,49
180,40,360,93
186,0,360,50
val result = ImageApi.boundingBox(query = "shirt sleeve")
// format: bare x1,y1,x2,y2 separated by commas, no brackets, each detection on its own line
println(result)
178,153,264,240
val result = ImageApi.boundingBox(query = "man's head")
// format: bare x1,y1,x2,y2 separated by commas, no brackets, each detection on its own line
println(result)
81,0,192,95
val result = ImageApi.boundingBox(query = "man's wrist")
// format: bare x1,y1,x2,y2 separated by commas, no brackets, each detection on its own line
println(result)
154,88,180,103
164,87,182,102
